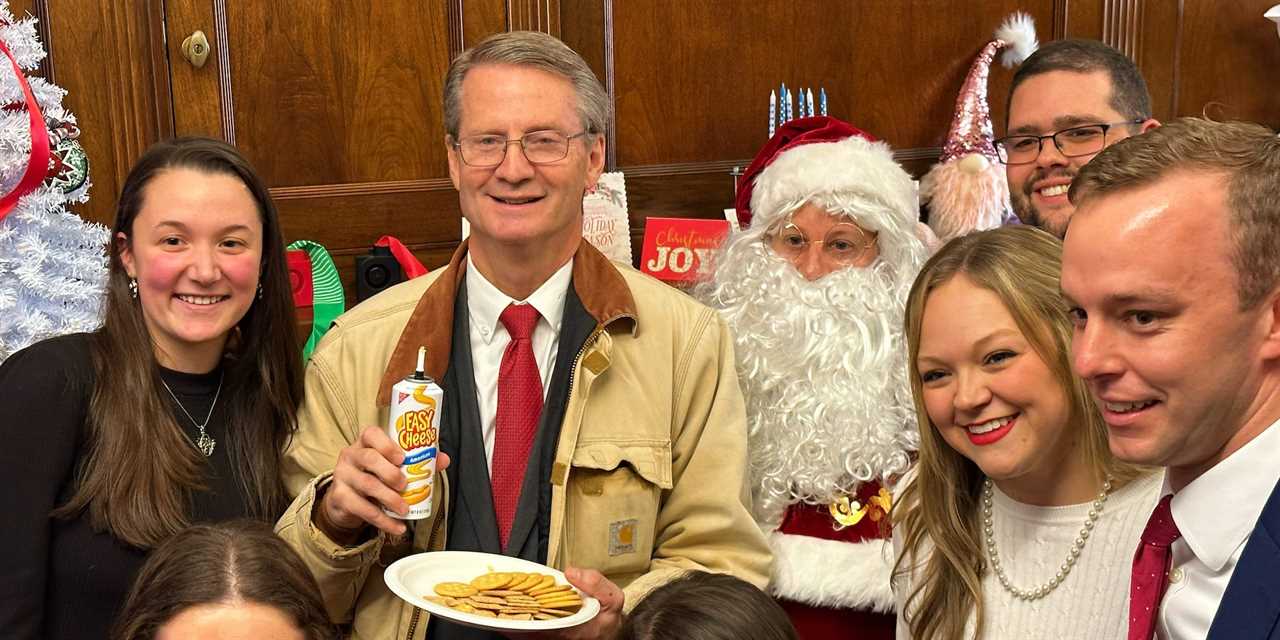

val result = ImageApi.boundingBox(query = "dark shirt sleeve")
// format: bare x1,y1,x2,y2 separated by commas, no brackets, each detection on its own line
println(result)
0,337,91,639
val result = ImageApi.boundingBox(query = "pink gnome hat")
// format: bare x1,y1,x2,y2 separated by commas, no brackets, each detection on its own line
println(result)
921,12,1037,243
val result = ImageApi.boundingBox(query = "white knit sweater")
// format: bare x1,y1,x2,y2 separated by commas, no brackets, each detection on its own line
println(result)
894,471,1163,639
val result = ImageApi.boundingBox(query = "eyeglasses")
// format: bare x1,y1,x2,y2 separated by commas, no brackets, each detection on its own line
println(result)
765,221,878,266
994,120,1144,165
451,130,590,167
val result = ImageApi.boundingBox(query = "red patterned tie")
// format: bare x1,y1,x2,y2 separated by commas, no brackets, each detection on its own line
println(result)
1129,495,1181,640
491,303,543,550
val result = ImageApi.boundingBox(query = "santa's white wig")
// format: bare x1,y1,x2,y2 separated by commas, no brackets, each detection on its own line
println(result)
700,127,928,528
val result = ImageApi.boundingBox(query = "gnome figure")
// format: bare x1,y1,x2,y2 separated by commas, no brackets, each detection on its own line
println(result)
921,12,1037,243
700,116,928,640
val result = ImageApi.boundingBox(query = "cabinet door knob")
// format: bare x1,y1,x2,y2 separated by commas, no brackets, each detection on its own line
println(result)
181,30,211,69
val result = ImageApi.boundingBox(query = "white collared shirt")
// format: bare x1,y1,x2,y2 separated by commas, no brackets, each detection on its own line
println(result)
465,256,572,475
1158,417,1280,639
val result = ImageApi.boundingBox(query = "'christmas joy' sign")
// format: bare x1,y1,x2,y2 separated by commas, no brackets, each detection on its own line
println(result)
639,217,731,283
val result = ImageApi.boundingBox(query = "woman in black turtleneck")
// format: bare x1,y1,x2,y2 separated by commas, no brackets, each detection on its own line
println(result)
0,138,303,640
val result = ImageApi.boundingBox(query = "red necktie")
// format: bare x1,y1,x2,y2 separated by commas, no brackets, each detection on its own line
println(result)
491,303,543,550
1129,494,1181,640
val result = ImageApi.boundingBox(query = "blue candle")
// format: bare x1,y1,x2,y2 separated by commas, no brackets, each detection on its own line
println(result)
820,88,828,117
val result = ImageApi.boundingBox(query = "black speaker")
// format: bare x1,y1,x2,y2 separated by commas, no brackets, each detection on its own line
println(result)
355,245,404,303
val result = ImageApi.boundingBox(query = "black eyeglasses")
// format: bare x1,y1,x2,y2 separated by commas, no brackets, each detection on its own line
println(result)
451,130,590,168
995,120,1144,165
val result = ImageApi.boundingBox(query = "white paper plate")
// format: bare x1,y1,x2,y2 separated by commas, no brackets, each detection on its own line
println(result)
384,551,600,632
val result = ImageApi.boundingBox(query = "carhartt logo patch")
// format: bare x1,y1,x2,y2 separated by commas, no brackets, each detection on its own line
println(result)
609,519,637,556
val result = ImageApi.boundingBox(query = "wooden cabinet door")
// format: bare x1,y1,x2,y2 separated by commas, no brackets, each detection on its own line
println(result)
162,1,466,295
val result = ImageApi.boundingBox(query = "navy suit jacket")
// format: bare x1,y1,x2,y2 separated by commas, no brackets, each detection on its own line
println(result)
1207,475,1280,638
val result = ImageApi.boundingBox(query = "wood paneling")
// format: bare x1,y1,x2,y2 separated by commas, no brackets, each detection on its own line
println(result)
559,0,608,92
24,0,1280,295
608,1,1057,168
508,0,561,35
603,1,1057,225
161,0,463,301
1176,0,1280,127
167,1,452,184
454,0,509,55
24,0,168,226
1134,2,1182,120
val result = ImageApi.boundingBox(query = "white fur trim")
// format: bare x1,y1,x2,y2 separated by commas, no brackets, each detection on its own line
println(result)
996,11,1038,67
749,136,918,234
768,529,897,612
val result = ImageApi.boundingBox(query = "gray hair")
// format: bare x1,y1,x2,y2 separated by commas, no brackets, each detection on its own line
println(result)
443,31,609,141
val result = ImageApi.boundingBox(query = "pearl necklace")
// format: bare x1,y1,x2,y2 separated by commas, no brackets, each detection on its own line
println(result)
982,475,1113,601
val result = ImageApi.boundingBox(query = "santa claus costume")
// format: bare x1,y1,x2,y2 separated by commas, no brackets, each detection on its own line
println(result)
703,117,928,639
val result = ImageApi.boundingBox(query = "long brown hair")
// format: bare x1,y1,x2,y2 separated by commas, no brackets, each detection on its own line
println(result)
112,520,338,640
53,137,302,548
891,225,1143,639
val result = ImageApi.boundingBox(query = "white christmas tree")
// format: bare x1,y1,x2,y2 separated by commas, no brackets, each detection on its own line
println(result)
0,3,107,361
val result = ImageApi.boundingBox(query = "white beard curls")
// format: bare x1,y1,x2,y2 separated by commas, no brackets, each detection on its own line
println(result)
700,240,920,529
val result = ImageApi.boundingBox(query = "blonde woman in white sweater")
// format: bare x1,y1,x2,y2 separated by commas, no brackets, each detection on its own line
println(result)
891,226,1160,639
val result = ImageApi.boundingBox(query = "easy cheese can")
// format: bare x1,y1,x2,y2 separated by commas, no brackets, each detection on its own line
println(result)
385,346,442,520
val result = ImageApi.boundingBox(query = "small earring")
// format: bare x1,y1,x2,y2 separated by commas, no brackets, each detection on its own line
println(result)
256,283,263,300
128,279,138,299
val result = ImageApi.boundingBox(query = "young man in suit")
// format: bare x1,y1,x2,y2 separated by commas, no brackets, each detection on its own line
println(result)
998,39,1159,238
1062,117,1280,639
275,31,770,640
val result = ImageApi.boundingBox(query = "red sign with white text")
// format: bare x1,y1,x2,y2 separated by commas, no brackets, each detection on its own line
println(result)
639,217,731,283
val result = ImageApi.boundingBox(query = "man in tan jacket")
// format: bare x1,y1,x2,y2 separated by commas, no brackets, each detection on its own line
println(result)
276,30,771,640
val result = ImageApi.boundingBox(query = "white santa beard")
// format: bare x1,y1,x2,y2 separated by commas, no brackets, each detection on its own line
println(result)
702,241,919,528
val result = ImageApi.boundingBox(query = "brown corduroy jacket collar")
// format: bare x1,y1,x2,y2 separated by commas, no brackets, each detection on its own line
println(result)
375,239,637,406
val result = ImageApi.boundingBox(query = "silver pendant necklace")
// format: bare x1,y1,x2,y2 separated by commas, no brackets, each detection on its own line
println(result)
160,371,223,457
982,475,1113,601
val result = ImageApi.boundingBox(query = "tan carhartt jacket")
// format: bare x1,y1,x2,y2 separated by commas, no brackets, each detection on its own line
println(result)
276,241,771,639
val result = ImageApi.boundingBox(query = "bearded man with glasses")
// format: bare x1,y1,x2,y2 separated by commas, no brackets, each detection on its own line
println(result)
697,116,930,640
277,30,770,640
999,39,1160,237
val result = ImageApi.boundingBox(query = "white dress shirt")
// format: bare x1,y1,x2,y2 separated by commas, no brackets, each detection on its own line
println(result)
465,256,572,475
1158,417,1280,639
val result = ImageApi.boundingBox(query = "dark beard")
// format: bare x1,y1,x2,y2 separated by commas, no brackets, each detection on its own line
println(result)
1011,177,1072,238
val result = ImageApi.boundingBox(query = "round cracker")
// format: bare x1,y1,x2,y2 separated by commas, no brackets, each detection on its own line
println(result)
470,572,512,591
434,582,477,598
511,573,544,592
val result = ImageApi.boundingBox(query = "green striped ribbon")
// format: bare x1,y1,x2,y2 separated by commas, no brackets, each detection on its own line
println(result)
287,240,344,362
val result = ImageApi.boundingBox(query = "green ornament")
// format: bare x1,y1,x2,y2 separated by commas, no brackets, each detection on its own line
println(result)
47,136,89,198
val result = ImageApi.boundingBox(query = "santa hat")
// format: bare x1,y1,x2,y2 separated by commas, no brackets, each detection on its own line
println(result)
734,116,918,237
921,12,1037,242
